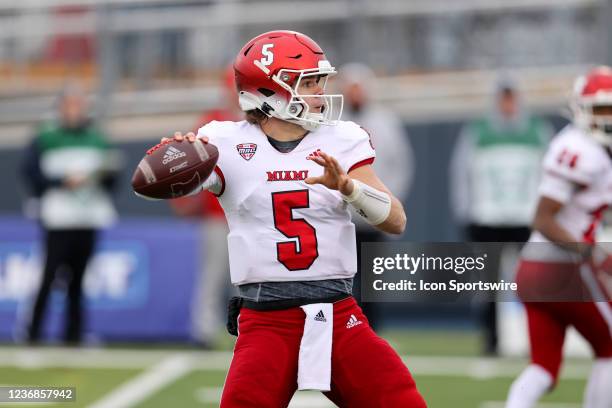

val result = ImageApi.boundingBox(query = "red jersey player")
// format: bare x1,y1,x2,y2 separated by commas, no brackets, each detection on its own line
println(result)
164,31,426,407
506,67,612,408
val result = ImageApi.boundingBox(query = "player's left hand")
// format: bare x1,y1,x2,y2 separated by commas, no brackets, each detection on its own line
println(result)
305,151,354,196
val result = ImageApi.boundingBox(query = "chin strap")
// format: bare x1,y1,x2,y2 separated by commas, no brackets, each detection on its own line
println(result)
342,179,391,225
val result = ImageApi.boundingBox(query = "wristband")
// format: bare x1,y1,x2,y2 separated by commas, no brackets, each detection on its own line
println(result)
342,179,392,225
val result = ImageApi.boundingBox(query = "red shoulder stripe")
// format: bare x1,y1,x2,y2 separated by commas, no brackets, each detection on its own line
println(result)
348,157,375,173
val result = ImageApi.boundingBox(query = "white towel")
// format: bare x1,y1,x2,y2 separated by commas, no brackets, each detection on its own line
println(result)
298,303,333,391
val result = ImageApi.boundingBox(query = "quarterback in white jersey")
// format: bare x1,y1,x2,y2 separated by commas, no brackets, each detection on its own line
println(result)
164,31,426,407
197,119,375,285
506,67,612,408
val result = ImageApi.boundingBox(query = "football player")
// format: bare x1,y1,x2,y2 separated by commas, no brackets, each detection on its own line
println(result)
505,67,612,408
164,31,426,407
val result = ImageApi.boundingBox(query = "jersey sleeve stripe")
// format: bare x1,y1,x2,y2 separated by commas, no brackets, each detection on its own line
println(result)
348,157,375,174
544,168,590,187
213,166,226,197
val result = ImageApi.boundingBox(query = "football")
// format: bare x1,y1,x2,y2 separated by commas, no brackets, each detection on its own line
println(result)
131,138,219,200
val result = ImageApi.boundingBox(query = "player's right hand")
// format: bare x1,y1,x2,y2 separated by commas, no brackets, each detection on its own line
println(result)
161,132,208,144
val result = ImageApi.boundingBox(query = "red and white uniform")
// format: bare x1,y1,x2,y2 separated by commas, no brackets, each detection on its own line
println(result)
517,125,612,383
197,120,426,407
506,67,612,408
524,125,612,259
198,119,375,285
194,30,425,407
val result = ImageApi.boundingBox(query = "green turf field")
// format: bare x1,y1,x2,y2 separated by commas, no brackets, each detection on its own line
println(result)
0,330,588,408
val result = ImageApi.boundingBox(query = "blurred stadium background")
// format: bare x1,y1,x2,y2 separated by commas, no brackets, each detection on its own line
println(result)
1,0,612,407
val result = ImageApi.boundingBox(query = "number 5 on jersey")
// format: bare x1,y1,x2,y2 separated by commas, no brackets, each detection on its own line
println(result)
272,190,319,271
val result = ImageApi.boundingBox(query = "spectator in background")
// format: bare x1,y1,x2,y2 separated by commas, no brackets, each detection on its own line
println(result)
169,67,241,348
450,77,552,355
339,63,415,331
21,84,121,345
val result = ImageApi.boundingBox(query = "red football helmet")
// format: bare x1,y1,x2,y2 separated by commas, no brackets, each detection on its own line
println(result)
572,66,612,145
233,30,343,131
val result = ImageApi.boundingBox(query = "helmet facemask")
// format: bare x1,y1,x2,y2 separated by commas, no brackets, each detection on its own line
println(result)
571,69,612,146
271,62,344,131
572,98,612,146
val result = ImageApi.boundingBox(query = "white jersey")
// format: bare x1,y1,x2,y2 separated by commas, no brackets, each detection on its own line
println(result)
524,125,612,261
197,120,376,285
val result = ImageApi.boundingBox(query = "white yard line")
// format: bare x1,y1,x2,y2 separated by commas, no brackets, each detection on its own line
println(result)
87,354,193,408
0,347,592,380
480,402,581,408
0,348,590,408
0,348,233,370
403,356,591,380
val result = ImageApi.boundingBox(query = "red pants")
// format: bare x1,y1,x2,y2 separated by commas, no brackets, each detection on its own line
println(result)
517,260,612,382
220,297,426,408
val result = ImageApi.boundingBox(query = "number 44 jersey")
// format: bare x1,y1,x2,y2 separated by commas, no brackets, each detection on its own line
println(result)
197,120,376,285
